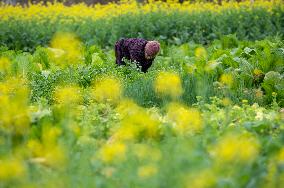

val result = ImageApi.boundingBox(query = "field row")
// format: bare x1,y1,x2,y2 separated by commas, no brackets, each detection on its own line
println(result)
0,0,283,51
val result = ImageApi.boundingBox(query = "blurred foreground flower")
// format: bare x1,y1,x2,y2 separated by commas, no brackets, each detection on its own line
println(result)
210,132,260,163
99,142,126,163
116,99,141,117
263,147,284,187
113,100,161,141
54,85,82,105
0,158,26,181
27,126,66,168
49,32,83,67
0,77,30,135
166,103,203,135
92,78,122,103
154,71,183,99
276,147,284,164
0,57,11,74
220,73,233,87
195,46,207,60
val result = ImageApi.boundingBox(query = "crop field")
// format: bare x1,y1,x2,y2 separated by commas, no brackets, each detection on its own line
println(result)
0,0,284,188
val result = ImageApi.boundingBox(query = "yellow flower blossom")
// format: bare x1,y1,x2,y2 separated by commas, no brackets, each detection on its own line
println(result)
154,71,183,99
195,46,207,60
92,77,122,103
0,77,30,135
99,142,127,163
27,139,45,157
44,145,67,168
0,1,280,23
0,57,11,74
263,150,284,188
220,73,233,87
54,85,82,105
113,106,161,141
27,126,66,168
42,126,62,147
253,69,263,76
222,97,232,106
49,32,83,67
112,99,161,141
0,159,26,181
276,147,284,164
210,132,260,163
116,99,141,117
166,102,203,135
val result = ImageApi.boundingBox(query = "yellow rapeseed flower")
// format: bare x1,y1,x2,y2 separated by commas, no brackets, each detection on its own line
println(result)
195,46,207,60
92,77,122,103
0,57,11,74
42,126,62,147
220,73,233,87
113,99,161,141
263,149,284,188
166,102,203,135
112,122,140,142
99,142,127,163
222,97,232,106
0,158,26,181
27,140,44,157
49,32,83,67
0,1,280,24
27,126,66,168
113,106,161,141
54,85,82,105
0,77,30,135
210,132,260,163
44,145,67,168
253,69,263,76
154,71,183,99
116,99,141,117
276,147,284,164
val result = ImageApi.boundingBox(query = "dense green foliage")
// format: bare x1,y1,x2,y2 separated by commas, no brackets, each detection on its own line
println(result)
0,37,284,187
2,37,280,107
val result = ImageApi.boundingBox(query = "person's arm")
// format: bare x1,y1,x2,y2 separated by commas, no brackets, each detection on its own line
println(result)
115,40,124,65
141,59,154,72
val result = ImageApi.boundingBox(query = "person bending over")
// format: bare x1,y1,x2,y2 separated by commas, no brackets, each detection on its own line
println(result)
115,38,160,73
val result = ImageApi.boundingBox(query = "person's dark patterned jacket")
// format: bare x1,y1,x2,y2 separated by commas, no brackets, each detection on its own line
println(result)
115,38,155,72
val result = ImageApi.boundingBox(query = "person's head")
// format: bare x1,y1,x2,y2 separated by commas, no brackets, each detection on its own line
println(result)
145,41,160,59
